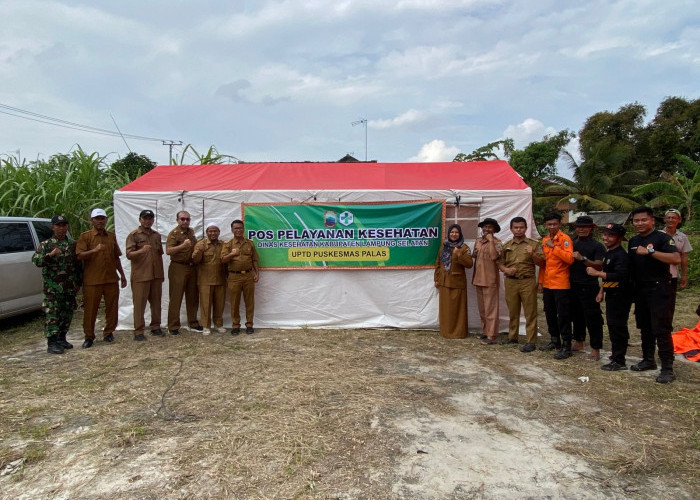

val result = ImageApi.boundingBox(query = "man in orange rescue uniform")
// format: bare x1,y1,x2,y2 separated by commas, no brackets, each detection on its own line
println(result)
538,212,575,359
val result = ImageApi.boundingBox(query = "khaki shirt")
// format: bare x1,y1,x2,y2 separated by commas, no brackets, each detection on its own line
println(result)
192,238,225,285
498,237,542,279
166,226,197,264
221,238,259,272
76,228,123,285
126,227,164,282
472,236,502,287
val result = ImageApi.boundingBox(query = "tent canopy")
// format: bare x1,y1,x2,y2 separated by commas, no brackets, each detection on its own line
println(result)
114,161,535,331
120,161,528,192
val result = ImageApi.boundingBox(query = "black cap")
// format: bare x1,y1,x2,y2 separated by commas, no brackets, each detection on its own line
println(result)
601,223,627,240
140,210,155,218
51,215,69,225
478,217,501,233
573,215,596,227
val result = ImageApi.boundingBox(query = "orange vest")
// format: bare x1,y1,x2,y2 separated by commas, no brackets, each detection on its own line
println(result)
538,231,574,289
672,320,700,362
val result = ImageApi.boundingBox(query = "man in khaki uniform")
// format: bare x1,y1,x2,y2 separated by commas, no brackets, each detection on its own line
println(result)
498,217,544,353
192,222,226,335
222,219,260,334
126,210,165,341
472,217,502,345
165,211,202,335
76,208,127,348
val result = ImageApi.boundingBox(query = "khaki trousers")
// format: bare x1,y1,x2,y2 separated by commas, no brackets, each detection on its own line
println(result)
504,277,538,343
131,279,162,333
227,273,255,328
82,283,119,340
167,263,199,330
475,285,499,340
199,284,225,329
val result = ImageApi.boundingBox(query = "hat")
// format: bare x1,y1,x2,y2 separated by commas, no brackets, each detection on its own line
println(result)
90,208,107,218
664,208,682,217
140,209,155,218
51,215,69,225
478,217,501,233
205,221,220,230
601,223,627,240
573,215,596,227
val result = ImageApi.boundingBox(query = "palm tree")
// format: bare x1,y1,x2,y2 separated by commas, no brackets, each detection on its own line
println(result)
632,155,700,221
537,145,643,212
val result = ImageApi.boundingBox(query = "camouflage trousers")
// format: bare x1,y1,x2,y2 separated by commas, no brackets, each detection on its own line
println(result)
42,293,77,338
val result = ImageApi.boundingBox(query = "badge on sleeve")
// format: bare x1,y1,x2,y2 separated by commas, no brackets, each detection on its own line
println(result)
564,241,570,247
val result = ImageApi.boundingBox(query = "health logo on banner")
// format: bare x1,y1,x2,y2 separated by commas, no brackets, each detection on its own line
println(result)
243,201,444,269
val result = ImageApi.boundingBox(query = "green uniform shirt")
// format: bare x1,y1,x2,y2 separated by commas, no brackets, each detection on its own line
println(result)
32,236,82,294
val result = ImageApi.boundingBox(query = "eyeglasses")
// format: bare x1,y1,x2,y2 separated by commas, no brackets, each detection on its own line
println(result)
179,217,191,221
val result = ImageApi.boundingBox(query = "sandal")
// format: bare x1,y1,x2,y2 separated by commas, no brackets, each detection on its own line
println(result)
481,338,497,345
586,353,601,361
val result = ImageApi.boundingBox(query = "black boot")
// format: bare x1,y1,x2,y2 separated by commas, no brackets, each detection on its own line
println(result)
47,335,64,354
553,341,572,360
539,339,561,351
59,332,73,349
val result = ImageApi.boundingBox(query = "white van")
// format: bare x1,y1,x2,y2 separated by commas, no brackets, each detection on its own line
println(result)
0,217,54,319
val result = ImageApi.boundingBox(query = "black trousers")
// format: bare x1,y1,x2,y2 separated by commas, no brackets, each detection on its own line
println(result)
634,281,675,368
571,283,604,348
605,290,632,365
543,288,571,344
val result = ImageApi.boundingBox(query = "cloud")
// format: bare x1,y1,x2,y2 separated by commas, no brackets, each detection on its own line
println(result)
215,79,252,102
369,109,428,129
502,118,556,149
409,139,460,162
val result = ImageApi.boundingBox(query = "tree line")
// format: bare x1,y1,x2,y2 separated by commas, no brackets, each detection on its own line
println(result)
455,96,700,224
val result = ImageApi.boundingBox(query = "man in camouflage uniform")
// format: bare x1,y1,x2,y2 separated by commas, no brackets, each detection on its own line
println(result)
32,215,83,354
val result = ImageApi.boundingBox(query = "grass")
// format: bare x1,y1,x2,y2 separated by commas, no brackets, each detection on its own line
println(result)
0,297,697,497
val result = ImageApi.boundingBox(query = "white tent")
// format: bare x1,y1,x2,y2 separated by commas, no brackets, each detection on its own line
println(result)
113,161,537,331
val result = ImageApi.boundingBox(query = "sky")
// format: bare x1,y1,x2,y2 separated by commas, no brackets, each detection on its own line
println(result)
1,0,698,171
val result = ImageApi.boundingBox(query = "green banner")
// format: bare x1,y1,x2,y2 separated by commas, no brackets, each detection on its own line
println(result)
243,201,444,269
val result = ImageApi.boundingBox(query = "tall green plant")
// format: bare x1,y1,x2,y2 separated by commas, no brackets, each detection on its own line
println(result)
0,148,130,234
171,144,238,165
632,155,700,221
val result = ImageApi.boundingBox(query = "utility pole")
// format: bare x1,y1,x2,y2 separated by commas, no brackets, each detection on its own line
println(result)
351,118,367,161
162,140,183,164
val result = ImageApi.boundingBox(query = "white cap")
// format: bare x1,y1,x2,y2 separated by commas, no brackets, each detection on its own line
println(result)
90,208,107,218
206,221,220,230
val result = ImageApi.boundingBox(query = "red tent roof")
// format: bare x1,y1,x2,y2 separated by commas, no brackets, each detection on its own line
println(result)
119,161,528,192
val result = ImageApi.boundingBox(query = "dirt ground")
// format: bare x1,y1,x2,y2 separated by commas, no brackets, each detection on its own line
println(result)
0,294,698,499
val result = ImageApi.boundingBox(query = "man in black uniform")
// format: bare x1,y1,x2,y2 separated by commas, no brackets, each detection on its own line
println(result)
586,223,631,371
627,206,680,383
570,215,606,361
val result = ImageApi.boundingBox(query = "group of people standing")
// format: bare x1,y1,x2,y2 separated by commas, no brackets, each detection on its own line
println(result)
434,207,689,384
32,209,260,354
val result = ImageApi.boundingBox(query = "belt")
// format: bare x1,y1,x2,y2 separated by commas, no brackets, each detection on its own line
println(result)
506,275,534,280
229,269,253,274
171,261,195,267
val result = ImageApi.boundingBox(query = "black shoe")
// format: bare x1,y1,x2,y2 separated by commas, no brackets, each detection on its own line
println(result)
553,347,572,360
104,333,115,343
655,369,675,384
478,334,487,339
82,339,94,349
520,343,536,353
134,334,146,341
170,329,180,335
191,325,204,332
601,361,627,371
539,341,560,351
630,360,658,372
500,338,518,345
59,333,73,349
47,335,65,354
150,328,165,337
246,327,254,334
231,327,240,335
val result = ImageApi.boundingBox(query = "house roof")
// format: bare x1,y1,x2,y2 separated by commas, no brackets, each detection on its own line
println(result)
118,161,529,192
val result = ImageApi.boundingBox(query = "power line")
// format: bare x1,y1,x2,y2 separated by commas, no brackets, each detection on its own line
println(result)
0,103,176,143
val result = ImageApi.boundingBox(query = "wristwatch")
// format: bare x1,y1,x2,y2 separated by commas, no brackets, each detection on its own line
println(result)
648,247,655,255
